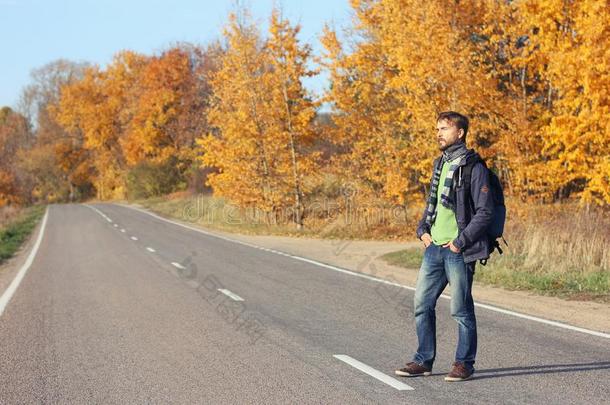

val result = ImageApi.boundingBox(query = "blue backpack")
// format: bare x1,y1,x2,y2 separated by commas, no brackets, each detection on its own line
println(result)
461,158,507,265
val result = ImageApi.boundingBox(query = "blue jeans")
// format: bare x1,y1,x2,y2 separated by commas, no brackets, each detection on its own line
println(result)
412,243,477,371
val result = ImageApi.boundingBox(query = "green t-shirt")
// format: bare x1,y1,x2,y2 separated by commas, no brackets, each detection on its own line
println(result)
430,160,459,245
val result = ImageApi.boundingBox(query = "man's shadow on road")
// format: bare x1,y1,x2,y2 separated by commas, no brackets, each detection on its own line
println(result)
471,361,610,380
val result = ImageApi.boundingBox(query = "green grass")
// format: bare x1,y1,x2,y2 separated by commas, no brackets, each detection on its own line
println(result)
474,256,609,302
0,205,46,265
380,247,609,303
381,247,424,269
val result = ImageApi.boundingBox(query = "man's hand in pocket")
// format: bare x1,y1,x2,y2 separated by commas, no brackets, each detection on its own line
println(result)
421,233,433,248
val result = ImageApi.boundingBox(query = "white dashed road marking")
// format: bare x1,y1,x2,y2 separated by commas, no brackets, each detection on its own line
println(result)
333,355,414,391
146,247,156,253
85,203,610,340
218,289,244,301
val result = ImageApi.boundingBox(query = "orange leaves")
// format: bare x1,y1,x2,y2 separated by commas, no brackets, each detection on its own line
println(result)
53,46,217,200
54,54,144,199
196,10,320,225
510,0,610,205
198,13,274,209
10,1,606,209
0,107,31,206
321,0,608,207
321,0,462,203
123,48,195,166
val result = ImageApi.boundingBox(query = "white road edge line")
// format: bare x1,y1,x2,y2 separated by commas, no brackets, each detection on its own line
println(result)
0,207,49,318
171,262,186,270
146,247,156,253
218,288,244,301
130,236,138,241
100,203,610,340
333,355,414,391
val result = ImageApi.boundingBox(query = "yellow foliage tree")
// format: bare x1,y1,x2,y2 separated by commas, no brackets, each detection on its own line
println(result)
197,13,276,211
55,51,147,199
518,0,609,205
198,10,320,227
477,0,546,198
19,0,610,210
321,0,514,205
265,10,320,228
479,0,609,206
122,48,203,169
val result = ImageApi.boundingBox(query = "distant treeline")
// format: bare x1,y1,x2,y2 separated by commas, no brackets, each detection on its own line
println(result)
1,1,608,225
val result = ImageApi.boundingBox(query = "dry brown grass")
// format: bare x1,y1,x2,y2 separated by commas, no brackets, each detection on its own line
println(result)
502,199,609,274
473,199,609,300
0,205,23,228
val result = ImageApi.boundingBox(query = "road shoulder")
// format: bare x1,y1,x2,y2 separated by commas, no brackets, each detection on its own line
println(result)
0,210,46,303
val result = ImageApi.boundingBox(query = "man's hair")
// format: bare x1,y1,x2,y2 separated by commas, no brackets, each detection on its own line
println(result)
437,111,469,139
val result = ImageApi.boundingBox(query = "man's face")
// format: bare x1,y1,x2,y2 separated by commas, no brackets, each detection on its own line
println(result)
436,119,464,151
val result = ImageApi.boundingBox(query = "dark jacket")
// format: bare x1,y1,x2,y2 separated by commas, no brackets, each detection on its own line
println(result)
416,153,494,264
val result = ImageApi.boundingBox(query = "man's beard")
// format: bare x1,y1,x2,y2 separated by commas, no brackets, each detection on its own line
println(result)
439,138,462,151
438,140,450,151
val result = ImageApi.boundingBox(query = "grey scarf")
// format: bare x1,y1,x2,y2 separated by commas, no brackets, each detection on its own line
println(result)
424,141,474,226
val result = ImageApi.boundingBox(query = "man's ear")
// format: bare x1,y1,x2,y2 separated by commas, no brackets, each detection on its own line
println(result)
458,128,465,140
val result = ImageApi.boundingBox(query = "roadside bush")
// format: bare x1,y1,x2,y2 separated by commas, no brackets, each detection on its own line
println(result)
126,160,185,200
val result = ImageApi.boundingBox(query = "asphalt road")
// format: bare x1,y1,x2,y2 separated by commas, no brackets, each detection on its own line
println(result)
0,203,608,404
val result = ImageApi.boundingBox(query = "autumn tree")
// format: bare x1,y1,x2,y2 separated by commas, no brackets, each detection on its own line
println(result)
321,0,514,205
123,48,201,165
0,107,32,205
475,1,542,198
198,10,320,227
265,10,320,228
55,51,147,199
19,0,608,210
121,44,220,195
198,12,278,214
17,60,91,202
320,21,411,202
479,0,609,206
517,0,609,206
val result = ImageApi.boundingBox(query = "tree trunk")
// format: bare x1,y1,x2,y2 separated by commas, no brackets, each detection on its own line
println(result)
250,99,273,212
281,85,304,230
520,66,528,116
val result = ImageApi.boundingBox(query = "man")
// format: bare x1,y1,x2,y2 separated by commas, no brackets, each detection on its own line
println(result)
395,111,493,381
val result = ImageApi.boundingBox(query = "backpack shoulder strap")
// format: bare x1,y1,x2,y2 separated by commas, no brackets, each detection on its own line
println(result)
459,156,485,216
461,156,486,184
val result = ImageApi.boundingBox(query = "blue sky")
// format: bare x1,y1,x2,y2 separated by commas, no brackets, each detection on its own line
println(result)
0,0,351,108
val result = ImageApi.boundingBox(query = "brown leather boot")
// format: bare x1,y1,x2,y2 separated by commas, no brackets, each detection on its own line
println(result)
444,362,474,381
395,362,432,377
